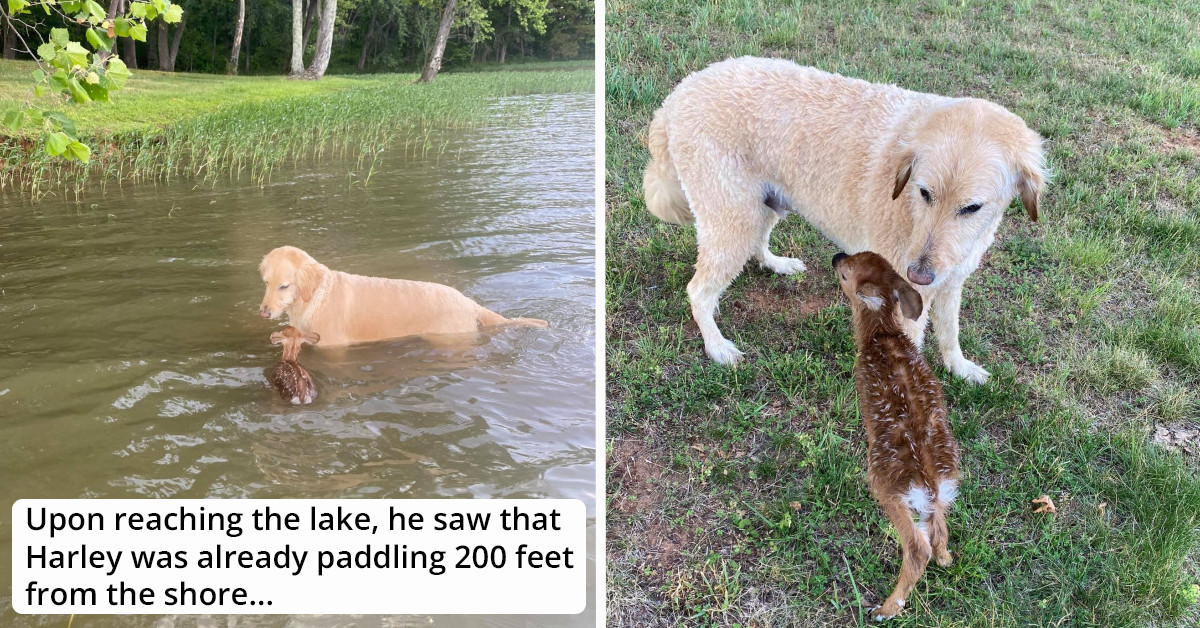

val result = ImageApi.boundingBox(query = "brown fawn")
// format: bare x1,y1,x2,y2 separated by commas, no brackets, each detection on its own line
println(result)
832,251,960,621
270,326,320,405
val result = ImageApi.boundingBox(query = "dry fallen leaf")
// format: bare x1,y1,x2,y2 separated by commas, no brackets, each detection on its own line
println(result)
789,501,803,512
1032,495,1057,514
1097,501,1107,517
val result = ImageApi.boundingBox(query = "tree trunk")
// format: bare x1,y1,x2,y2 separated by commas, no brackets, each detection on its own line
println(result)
157,21,170,70
228,0,244,74
167,13,185,71
357,7,376,71
147,21,158,67
123,33,137,69
289,0,304,75
302,0,319,51
97,0,120,61
419,0,455,83
300,0,337,79
2,14,15,60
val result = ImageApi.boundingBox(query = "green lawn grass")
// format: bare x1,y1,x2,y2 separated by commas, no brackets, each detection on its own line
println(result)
0,60,592,197
605,0,1200,626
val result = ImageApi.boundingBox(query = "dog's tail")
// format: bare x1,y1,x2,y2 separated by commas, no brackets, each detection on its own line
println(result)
478,308,549,329
642,107,693,225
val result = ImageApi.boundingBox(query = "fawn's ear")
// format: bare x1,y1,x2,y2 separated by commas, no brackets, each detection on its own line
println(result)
303,331,321,345
855,283,885,311
296,262,324,303
891,277,924,321
270,332,285,345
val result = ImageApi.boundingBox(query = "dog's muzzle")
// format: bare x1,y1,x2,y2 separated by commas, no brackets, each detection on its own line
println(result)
259,305,274,318
906,263,936,286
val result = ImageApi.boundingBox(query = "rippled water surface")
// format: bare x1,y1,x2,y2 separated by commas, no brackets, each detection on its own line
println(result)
0,92,596,627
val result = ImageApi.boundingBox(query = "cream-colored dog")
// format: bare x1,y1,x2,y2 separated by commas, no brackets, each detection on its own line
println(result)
258,246,546,346
643,57,1046,383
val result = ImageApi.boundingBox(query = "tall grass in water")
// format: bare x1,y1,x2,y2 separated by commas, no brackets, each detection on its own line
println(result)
0,69,591,199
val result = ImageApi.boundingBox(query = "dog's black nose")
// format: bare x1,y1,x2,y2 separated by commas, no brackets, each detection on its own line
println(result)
831,252,847,267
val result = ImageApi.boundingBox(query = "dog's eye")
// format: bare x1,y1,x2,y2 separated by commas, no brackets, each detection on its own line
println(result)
279,284,289,290
958,203,982,216
919,187,932,203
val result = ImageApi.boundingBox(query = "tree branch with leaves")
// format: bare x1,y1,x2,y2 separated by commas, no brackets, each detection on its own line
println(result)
2,0,183,162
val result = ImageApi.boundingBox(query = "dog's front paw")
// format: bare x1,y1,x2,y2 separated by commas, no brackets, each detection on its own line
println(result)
704,337,745,365
935,548,953,567
761,254,807,275
946,356,989,384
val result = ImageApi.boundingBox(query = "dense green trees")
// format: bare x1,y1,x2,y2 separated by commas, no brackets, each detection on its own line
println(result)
4,0,593,76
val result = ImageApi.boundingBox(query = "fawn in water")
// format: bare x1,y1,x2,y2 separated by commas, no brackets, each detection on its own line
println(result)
270,326,320,405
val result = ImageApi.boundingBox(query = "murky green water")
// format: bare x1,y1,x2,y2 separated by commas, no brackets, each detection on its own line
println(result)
0,93,596,627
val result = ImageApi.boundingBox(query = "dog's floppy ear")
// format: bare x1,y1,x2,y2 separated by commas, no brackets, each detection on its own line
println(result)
270,332,285,345
891,151,915,200
890,276,924,321
302,331,321,345
1014,128,1047,222
296,262,323,303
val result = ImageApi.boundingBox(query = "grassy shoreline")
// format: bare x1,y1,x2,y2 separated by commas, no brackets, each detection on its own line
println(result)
0,61,592,198
606,0,1200,626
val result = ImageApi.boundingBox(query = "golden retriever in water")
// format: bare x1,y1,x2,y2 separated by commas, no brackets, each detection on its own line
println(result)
258,246,546,346
643,57,1046,383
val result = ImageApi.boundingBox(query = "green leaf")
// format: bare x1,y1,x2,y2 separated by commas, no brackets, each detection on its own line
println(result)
67,77,91,103
85,0,105,19
128,21,147,41
31,68,45,82
67,141,91,163
161,2,182,23
45,131,70,157
104,57,131,90
7,0,28,15
49,68,69,93
50,27,69,48
34,84,45,97
85,28,106,51
81,80,109,102
113,17,131,37
36,42,57,62
2,109,24,131
127,1,147,18
45,111,77,137
63,41,90,68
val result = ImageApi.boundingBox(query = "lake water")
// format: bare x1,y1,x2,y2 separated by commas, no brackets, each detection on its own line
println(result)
0,92,596,627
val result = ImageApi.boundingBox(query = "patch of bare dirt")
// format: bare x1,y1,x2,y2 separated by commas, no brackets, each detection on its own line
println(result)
608,439,702,568
1159,127,1200,155
729,272,836,326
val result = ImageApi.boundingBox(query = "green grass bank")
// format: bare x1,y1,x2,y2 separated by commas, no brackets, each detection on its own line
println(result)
0,61,592,198
606,0,1200,626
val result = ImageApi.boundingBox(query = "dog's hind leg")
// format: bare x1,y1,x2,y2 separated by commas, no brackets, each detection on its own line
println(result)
684,189,765,365
753,209,806,275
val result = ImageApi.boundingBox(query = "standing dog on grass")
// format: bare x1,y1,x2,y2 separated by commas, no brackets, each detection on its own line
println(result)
833,250,960,621
643,57,1046,382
